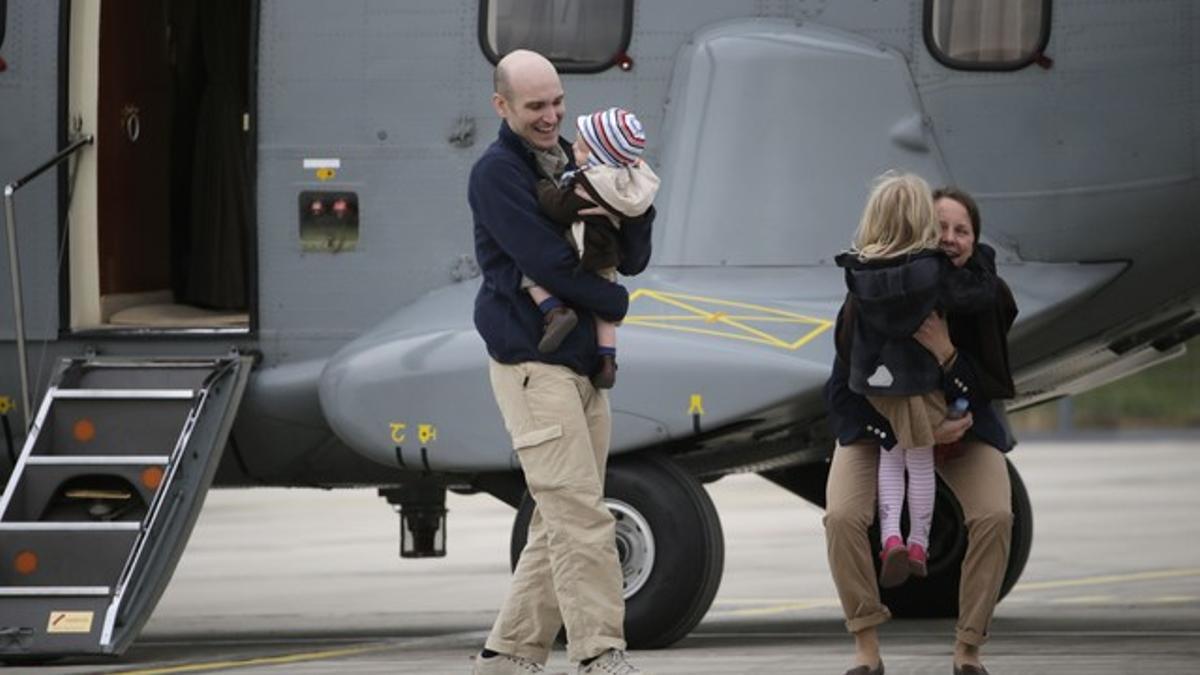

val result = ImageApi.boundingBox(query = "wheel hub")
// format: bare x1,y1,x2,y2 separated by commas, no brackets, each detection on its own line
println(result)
607,499,655,598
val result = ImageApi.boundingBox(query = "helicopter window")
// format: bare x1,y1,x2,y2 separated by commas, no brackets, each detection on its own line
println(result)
925,0,1051,71
480,0,632,74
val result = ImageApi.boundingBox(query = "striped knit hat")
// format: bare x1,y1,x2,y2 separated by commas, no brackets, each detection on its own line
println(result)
576,107,646,167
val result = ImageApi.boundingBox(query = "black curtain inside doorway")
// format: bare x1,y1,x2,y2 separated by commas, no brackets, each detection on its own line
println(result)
179,0,249,311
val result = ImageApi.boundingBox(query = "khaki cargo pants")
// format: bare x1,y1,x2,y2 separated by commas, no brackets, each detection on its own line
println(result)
484,359,626,664
824,440,1012,646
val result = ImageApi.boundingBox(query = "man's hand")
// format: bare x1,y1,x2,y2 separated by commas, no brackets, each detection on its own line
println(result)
913,312,955,365
933,412,973,445
574,184,611,218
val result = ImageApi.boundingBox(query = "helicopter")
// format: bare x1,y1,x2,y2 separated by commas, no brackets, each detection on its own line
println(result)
1,0,1197,660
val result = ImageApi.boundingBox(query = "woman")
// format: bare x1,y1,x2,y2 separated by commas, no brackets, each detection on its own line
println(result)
823,186,1018,675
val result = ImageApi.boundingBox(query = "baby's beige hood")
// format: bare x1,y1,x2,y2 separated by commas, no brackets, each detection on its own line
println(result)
579,162,661,219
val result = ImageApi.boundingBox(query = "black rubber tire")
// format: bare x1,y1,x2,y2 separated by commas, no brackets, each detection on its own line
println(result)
878,458,1033,617
510,453,724,649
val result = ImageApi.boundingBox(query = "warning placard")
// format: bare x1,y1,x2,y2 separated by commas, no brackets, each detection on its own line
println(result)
47,611,93,634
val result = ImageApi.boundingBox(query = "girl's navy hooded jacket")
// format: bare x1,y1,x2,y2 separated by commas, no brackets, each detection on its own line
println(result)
825,244,1018,451
834,247,1000,396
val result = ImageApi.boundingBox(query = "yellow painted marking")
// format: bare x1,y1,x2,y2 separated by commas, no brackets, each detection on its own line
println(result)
623,314,822,323
1011,567,1200,593
719,314,792,347
1049,594,1199,606
1050,595,1117,605
624,289,832,351
47,611,93,633
0,395,12,414
1148,595,1197,604
389,423,407,444
112,643,392,675
315,167,336,181
714,597,827,605
621,319,758,341
418,424,438,444
646,291,723,318
709,598,841,618
688,394,705,416
708,569,1200,619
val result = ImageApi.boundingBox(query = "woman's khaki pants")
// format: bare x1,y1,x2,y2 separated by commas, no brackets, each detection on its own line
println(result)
484,360,626,664
824,440,1013,645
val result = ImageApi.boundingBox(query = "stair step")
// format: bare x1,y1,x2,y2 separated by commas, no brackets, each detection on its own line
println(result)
76,358,225,369
30,397,193,458
51,389,195,401
24,456,170,466
0,522,141,531
0,586,111,597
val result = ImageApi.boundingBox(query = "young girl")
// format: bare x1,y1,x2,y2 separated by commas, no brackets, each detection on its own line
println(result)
834,172,993,588
524,107,660,388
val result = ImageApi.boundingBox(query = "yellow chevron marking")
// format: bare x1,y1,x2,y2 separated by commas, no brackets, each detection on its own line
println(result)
625,289,832,351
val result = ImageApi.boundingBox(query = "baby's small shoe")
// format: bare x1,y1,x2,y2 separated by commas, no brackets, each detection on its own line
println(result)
538,307,578,353
592,354,617,389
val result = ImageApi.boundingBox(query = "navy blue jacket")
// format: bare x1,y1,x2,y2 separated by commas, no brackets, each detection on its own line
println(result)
470,122,654,375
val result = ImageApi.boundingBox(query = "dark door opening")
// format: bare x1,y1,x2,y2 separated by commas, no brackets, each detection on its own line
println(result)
94,0,252,329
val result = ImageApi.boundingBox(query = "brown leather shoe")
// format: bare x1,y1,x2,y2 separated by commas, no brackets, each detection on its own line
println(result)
953,664,989,675
844,662,884,675
537,306,578,353
592,354,617,389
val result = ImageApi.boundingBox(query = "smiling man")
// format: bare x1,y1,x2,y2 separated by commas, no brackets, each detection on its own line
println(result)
468,50,655,675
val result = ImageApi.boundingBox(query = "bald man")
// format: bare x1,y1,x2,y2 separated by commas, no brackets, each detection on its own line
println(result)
469,50,654,675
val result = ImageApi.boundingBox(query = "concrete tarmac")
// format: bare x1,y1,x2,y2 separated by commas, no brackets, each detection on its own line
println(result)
21,434,1200,674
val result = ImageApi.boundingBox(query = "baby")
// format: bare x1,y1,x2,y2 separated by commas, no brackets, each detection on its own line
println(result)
524,107,660,388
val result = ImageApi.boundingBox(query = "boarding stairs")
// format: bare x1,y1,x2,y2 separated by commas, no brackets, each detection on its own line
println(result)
0,355,251,659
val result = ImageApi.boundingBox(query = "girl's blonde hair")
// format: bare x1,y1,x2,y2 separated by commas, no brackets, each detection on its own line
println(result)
851,171,940,260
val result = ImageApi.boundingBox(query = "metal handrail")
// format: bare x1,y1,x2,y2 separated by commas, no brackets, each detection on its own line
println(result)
4,135,94,432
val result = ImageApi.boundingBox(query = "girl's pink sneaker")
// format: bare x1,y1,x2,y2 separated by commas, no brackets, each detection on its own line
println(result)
907,542,928,578
878,535,909,588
